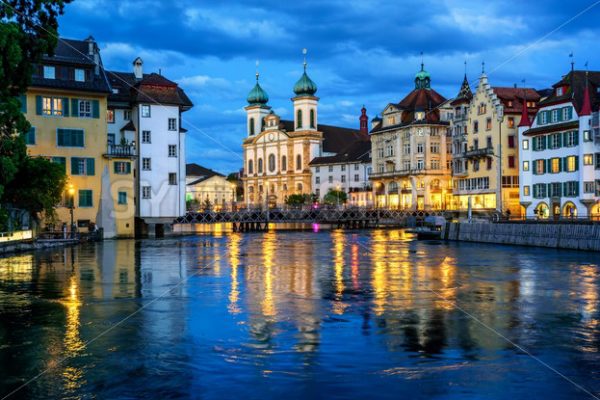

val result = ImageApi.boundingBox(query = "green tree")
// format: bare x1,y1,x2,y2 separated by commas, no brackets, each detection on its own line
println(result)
323,189,347,206
0,0,71,225
285,194,311,207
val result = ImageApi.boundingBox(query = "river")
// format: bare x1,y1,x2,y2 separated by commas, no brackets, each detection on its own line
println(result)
0,229,599,399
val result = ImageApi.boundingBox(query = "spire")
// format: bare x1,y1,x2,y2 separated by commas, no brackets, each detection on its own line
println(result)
293,48,317,96
359,105,368,134
246,63,269,105
580,70,592,116
518,89,531,128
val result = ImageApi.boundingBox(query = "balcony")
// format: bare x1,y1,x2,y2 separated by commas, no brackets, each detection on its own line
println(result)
104,144,136,158
369,167,447,179
463,146,494,159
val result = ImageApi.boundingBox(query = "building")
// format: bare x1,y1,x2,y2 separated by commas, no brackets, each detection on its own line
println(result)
22,36,133,238
449,74,473,180
241,61,367,208
451,72,540,216
107,58,193,237
369,64,453,210
519,69,600,219
185,163,235,211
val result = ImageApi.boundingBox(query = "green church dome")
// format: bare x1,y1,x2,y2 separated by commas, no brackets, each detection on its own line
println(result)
247,74,269,105
293,66,318,96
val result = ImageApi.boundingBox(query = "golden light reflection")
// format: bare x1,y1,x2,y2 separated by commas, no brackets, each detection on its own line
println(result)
228,233,242,314
60,273,85,392
371,230,387,316
578,264,599,351
262,230,277,317
332,230,347,315
351,242,360,289
434,257,457,310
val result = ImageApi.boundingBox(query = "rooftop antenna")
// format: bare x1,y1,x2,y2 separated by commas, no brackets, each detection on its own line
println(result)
302,48,308,71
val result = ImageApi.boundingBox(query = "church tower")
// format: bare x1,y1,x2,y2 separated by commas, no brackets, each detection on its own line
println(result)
245,72,271,137
292,50,319,132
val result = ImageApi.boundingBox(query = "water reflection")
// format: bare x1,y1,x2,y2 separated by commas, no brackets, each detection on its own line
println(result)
0,231,599,399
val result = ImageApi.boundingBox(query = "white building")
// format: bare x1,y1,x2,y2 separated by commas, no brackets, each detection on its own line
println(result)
108,58,193,236
519,69,600,219
185,163,235,211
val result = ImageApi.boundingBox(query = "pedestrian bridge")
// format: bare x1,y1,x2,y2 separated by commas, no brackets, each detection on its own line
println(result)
174,208,447,231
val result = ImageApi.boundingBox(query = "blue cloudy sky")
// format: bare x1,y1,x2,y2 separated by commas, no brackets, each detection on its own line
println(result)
58,0,600,174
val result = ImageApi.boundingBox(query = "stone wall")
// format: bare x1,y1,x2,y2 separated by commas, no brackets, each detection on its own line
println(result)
443,222,600,251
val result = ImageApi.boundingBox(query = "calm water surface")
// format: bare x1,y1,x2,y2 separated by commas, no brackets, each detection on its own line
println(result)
0,229,599,399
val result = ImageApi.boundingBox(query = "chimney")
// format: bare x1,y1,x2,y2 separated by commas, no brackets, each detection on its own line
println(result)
133,57,143,80
359,106,368,134
86,35,95,55
85,36,100,75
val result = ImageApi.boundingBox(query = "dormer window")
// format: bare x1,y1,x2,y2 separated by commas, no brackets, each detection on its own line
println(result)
415,112,425,120
75,68,85,82
507,101,513,107
43,66,55,79
387,116,396,125
556,87,564,96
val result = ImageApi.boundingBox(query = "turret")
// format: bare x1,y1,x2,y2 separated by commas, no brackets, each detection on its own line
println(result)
292,50,319,131
245,72,271,137
359,106,368,134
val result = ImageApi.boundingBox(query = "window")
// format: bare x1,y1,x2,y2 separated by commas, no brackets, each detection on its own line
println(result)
431,160,440,170
583,130,593,142
534,159,545,175
258,158,263,174
329,165,334,172
583,154,594,165
539,112,548,125
118,192,127,205
281,156,287,171
168,145,177,157
341,165,346,171
52,157,66,173
507,117,515,128
523,161,530,171
486,118,492,130
549,182,562,197
584,181,595,194
430,143,439,153
478,103,487,114
310,109,316,128
522,139,529,150
550,157,561,173
551,109,559,123
473,159,480,172
71,157,95,176
114,161,131,174
508,156,515,169
77,100,91,118
75,68,85,82
564,181,578,197
142,131,151,143
403,143,411,155
556,87,564,96
315,166,319,173
142,158,151,171
473,121,479,133
248,160,253,174
341,175,346,183
486,136,492,149
533,183,547,199
548,133,561,149
487,157,493,170
596,153,600,169
268,154,276,172
354,164,359,171
106,109,114,123
562,107,571,121
508,135,515,149
78,190,93,207
43,66,55,79
168,118,177,131
533,136,546,151
142,186,152,199
417,143,424,153
141,105,151,118
416,159,424,170
42,96,63,116
565,156,578,172
296,155,302,170
473,139,479,150
523,185,530,196
23,127,35,145
354,174,359,182
124,110,131,121
57,129,84,147
328,176,333,183
564,131,578,147
315,176,320,184
249,118,255,135
297,109,303,129
168,173,177,185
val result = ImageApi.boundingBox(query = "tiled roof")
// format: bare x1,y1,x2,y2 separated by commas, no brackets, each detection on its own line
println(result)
278,120,368,154
539,70,600,113
309,139,371,166
450,75,473,106
398,88,447,112
107,71,193,108
492,87,540,113
186,163,224,179
120,121,136,131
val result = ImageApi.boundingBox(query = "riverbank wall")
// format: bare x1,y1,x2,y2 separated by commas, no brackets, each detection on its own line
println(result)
443,222,600,251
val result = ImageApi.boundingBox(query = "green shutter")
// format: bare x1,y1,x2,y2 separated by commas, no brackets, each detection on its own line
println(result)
567,107,573,120
20,95,27,113
573,130,579,146
126,162,131,174
77,130,84,147
557,133,562,148
71,99,79,117
92,100,99,118
546,159,551,173
575,156,579,171
36,96,42,115
86,158,95,176
71,157,79,175
62,97,69,117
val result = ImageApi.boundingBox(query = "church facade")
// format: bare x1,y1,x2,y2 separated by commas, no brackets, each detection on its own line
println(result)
241,62,367,208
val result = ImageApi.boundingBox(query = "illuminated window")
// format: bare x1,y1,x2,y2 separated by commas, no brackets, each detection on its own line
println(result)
550,158,560,173
106,109,114,123
565,156,577,172
522,139,529,150
75,68,85,82
522,161,529,171
583,154,594,165
523,185,530,196
43,65,55,79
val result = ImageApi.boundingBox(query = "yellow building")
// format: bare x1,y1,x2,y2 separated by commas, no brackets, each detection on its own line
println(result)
23,37,135,238
185,163,235,211
451,72,540,216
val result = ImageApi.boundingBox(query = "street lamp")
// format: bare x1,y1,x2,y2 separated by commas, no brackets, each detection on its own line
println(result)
68,184,75,238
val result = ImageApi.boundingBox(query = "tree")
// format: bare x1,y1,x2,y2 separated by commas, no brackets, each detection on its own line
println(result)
323,189,347,206
0,0,71,226
285,194,311,207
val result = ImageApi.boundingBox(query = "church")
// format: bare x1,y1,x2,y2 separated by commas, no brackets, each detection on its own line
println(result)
241,59,368,208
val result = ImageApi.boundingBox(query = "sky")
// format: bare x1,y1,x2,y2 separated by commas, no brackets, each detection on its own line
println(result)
57,0,600,174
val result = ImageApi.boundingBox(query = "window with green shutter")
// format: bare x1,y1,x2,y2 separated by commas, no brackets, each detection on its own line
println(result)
118,192,127,205
92,100,100,118
78,190,93,207
70,157,94,176
23,127,35,145
114,161,131,174
71,98,79,117
19,95,27,113
57,129,84,147
51,157,66,173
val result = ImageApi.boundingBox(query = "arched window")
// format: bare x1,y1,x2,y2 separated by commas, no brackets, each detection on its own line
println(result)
258,158,263,174
268,154,276,172
297,109,303,129
248,160,254,174
261,118,265,132
297,183,303,192
281,155,287,171
296,154,302,170
249,118,255,135
310,109,315,128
